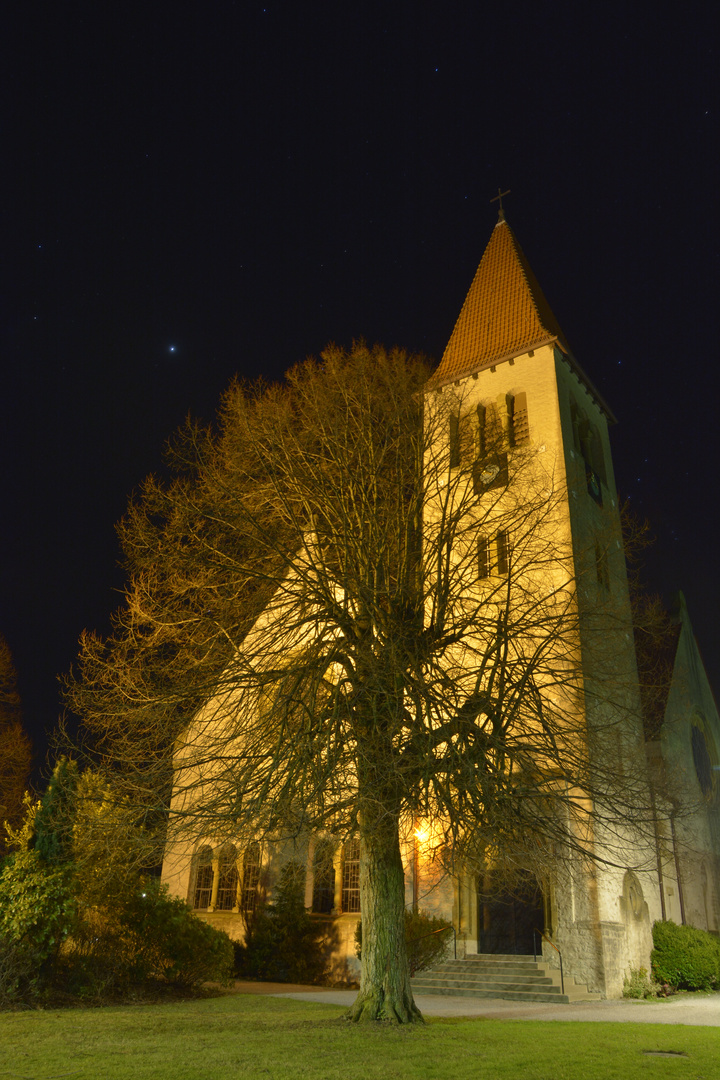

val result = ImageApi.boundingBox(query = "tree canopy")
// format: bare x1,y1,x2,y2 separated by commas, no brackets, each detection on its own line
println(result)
67,343,652,1022
0,634,33,856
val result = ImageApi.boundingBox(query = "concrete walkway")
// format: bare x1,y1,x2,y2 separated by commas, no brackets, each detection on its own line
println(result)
231,981,720,1026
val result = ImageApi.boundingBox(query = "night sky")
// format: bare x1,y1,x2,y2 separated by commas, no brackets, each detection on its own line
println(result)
2,3,717,768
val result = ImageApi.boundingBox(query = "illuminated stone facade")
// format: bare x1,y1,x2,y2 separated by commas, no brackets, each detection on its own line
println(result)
161,215,719,997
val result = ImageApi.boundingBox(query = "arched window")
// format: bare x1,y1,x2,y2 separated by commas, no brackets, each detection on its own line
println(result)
312,839,336,914
191,845,214,910
476,403,487,457
341,839,361,913
241,842,262,913
216,845,239,911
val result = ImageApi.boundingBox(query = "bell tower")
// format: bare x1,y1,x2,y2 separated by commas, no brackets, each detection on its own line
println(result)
432,210,659,997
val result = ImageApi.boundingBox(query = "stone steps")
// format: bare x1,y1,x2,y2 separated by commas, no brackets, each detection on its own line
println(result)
411,953,601,1004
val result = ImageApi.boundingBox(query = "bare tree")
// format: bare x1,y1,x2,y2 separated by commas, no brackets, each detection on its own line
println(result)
67,343,652,1022
0,635,32,855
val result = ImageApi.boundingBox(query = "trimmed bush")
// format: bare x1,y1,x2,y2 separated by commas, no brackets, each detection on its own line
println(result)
651,920,720,991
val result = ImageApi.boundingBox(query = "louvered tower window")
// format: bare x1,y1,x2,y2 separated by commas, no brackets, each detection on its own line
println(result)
450,412,475,468
509,392,529,445
497,531,510,576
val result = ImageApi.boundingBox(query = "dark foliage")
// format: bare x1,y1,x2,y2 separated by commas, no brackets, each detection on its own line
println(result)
61,876,235,1001
234,861,330,984
32,757,79,865
0,761,234,1008
0,934,45,1009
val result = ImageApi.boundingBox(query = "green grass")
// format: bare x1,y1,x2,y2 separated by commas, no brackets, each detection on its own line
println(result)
1,994,718,1080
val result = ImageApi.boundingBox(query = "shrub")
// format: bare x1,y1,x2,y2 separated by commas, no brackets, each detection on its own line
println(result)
622,966,658,999
0,848,77,1007
0,934,45,1008
63,876,235,994
405,910,454,975
651,920,720,991
0,850,76,964
235,861,329,984
116,877,235,985
355,909,453,975
0,764,236,1005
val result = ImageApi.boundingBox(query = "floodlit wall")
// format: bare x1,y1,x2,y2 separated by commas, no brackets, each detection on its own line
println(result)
160,341,667,997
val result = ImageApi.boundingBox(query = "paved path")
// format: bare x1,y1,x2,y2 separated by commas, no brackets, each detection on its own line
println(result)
232,981,720,1026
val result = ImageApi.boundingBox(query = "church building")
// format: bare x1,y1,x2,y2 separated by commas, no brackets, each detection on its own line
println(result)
161,210,720,998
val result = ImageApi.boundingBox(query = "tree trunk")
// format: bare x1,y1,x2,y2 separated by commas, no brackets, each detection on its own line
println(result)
346,810,423,1024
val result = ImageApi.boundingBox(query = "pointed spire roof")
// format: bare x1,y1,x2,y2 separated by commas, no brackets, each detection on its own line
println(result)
431,216,572,386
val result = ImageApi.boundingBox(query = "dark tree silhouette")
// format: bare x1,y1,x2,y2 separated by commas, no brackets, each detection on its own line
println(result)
67,344,652,1022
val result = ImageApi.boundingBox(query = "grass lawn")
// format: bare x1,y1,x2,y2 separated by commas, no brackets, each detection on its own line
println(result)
1,994,718,1080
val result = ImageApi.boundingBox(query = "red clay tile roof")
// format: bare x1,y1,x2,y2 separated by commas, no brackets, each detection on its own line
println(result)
431,217,572,386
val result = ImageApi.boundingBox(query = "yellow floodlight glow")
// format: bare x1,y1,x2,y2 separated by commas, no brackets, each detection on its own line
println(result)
413,822,430,844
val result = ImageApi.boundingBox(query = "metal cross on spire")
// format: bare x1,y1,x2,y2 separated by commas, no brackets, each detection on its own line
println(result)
490,187,511,221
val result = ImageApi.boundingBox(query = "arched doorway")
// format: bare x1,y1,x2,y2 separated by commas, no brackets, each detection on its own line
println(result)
478,872,545,955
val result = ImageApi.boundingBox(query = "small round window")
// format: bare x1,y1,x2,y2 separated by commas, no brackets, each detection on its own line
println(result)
691,726,713,798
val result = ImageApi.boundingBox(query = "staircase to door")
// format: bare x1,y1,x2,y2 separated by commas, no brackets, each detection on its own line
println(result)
410,954,601,1004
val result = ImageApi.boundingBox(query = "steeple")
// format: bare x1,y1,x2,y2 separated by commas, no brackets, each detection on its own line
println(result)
431,217,572,387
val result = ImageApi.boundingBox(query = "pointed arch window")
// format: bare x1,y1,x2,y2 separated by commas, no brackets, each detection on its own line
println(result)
570,396,605,504
191,845,214,910
496,531,510,576
449,412,460,468
478,533,510,578
341,839,361,913
476,403,487,457
241,842,262,913
312,839,336,914
216,845,239,911
588,422,607,485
